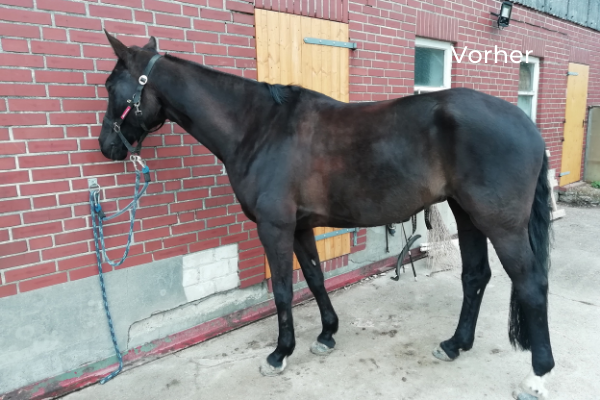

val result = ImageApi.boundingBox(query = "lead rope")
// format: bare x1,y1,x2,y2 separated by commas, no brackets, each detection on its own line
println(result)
89,156,151,384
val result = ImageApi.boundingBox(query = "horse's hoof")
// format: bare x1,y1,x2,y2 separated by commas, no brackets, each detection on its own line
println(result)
259,357,287,377
512,392,539,400
432,345,454,362
310,341,334,356
512,371,549,400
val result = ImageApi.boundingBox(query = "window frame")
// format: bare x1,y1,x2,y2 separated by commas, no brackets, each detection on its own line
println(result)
518,55,540,123
414,37,453,94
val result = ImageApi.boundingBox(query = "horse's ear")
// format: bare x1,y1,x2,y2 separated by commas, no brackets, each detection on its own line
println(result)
143,36,157,51
104,30,131,64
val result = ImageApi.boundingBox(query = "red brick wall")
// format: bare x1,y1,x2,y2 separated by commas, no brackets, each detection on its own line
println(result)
0,0,265,298
2,0,600,299
255,0,348,22
348,0,600,176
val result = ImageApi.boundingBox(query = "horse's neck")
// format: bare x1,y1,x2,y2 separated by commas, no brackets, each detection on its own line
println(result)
153,57,254,162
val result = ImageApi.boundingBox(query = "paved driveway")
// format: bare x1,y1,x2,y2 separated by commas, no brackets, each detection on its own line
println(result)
63,205,600,400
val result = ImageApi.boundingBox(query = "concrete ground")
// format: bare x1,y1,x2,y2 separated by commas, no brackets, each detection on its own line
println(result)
63,205,600,400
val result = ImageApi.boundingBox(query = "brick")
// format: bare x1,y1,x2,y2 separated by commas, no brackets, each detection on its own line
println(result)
233,12,254,25
69,30,108,45
0,252,39,270
0,214,21,228
170,200,203,213
156,168,191,181
205,56,235,67
42,242,88,261
63,99,106,111
49,112,96,125
0,140,25,158
0,53,44,68
82,45,115,59
63,217,87,231
205,195,234,208
48,85,96,98
189,238,219,253
9,99,61,112
153,244,188,261
208,0,222,8
0,84,45,97
135,10,153,23
23,207,72,224
207,215,236,228
227,0,254,14
0,68,32,82
31,41,80,57
164,233,197,248
36,70,85,84
0,240,27,257
200,9,231,21
0,22,40,39
197,226,228,241
0,113,46,126
19,272,68,292
159,39,194,52
42,27,67,41
0,198,30,214
33,195,57,209
0,155,15,170
57,253,97,270
55,14,102,30
239,265,264,280
20,181,70,196
176,188,209,202
142,215,178,230
31,166,80,182
2,38,29,53
227,23,255,37
183,177,214,189
193,20,226,32
239,273,265,288
103,0,142,7
89,4,133,20
146,0,181,14
103,20,146,35
240,246,264,260
0,285,17,298
19,154,68,168
0,8,52,25
155,13,191,28
30,236,53,250
37,0,86,14
54,229,94,246
183,5,199,16
195,206,227,220
58,191,89,205
28,140,78,153
195,43,227,55
5,262,56,283
148,26,185,40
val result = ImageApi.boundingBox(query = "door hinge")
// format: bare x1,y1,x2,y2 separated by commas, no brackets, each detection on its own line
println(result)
567,71,579,76
303,37,357,50
559,171,570,177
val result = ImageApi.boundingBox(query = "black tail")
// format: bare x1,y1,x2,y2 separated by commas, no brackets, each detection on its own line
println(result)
509,151,552,350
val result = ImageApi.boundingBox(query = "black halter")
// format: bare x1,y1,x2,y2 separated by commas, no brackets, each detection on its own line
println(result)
107,53,162,154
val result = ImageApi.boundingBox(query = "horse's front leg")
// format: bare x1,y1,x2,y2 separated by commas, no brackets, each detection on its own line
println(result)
257,217,296,376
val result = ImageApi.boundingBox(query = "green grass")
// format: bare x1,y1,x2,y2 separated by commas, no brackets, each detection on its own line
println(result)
592,181,600,189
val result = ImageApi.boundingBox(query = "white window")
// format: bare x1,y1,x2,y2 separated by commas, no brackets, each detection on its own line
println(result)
518,55,540,122
414,38,452,94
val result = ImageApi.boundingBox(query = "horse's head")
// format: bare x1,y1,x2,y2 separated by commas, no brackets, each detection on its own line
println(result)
99,31,166,160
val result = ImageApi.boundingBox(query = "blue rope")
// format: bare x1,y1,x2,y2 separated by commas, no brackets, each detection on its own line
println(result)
89,165,150,384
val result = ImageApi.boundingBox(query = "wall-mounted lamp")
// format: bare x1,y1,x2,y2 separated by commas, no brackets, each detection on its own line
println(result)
497,1,513,28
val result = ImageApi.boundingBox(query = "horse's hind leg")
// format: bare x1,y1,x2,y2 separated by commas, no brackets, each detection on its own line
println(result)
433,198,491,362
294,228,339,355
490,230,554,400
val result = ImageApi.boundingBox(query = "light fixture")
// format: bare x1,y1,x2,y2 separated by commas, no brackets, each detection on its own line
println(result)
497,1,513,28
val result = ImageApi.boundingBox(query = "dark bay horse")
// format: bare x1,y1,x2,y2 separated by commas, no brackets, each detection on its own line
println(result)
99,33,553,399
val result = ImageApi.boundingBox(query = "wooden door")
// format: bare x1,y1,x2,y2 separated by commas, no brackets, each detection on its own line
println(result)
560,63,590,186
255,9,351,278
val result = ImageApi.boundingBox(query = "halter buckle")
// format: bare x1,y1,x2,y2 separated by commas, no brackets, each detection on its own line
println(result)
138,75,148,85
133,102,142,116
113,121,121,133
130,155,146,171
